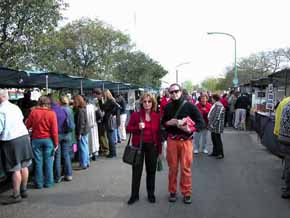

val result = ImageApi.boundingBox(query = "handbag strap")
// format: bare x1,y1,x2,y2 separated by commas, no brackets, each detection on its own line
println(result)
173,100,186,118
139,112,144,151
126,112,144,151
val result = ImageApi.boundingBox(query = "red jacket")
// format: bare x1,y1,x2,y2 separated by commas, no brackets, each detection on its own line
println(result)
220,97,229,109
159,96,171,117
126,109,162,154
196,102,212,125
25,107,59,147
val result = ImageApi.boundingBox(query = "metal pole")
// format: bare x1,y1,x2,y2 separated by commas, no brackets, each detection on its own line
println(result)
45,75,48,94
80,79,83,95
207,32,238,87
175,62,190,84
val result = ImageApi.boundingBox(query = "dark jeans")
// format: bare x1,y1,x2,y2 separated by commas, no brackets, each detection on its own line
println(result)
211,132,224,156
281,144,290,191
54,134,73,180
106,130,116,156
130,142,158,198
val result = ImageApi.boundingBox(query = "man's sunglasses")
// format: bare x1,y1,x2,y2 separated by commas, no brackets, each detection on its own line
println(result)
169,90,180,94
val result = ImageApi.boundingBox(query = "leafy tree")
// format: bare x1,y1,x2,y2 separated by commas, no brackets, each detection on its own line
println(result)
113,50,168,87
201,77,219,91
0,0,67,68
182,80,193,93
31,18,131,79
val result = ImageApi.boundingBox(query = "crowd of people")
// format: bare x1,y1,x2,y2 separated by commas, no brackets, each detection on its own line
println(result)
0,85,254,205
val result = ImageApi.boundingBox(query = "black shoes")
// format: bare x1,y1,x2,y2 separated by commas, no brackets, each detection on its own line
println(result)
209,153,218,157
127,195,156,204
183,195,192,204
148,195,156,203
20,190,28,198
127,196,139,205
106,154,116,158
168,192,177,202
216,154,224,159
281,190,290,199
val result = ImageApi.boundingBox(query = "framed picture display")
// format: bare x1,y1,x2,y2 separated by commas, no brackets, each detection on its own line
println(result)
266,103,274,110
267,93,274,101
268,84,273,93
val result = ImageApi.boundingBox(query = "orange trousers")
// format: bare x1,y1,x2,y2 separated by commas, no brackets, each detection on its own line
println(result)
166,138,193,196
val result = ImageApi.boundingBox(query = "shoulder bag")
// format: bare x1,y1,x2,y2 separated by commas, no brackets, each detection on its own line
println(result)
122,113,144,165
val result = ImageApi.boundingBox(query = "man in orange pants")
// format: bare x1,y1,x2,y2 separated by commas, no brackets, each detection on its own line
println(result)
162,83,204,204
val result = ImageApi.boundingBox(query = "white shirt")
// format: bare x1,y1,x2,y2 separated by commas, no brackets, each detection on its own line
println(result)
0,100,29,141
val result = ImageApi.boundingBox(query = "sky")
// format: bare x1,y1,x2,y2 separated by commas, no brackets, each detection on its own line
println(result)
63,0,290,86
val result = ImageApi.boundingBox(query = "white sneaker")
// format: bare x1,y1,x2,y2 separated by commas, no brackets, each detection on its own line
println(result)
203,149,209,154
194,149,199,154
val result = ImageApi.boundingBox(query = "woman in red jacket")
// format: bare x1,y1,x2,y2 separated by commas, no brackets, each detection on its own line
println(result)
25,96,58,188
126,93,162,205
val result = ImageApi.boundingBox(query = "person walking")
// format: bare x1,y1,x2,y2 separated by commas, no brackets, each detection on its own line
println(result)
208,94,225,159
0,89,33,205
126,93,162,205
234,93,251,130
162,83,204,204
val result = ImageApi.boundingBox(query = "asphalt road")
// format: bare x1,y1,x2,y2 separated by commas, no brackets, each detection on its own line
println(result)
0,129,290,218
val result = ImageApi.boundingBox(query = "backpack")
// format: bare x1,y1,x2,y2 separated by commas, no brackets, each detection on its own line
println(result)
278,102,290,145
62,108,74,134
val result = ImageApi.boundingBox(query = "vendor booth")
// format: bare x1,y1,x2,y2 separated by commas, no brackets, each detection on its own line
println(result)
249,69,290,158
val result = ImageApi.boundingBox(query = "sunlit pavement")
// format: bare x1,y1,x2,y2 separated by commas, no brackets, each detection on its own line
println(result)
0,129,289,218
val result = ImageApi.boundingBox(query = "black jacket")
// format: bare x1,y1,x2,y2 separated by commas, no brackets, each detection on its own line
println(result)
162,97,205,137
75,107,89,136
235,95,251,110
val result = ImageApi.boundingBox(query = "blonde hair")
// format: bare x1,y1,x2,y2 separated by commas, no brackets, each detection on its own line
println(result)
140,92,157,112
103,89,115,101
59,95,69,105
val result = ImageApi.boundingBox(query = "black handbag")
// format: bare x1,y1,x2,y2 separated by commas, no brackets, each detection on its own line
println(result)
122,113,144,166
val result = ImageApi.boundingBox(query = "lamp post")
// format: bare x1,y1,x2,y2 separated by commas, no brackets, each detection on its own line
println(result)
176,61,191,84
207,32,238,87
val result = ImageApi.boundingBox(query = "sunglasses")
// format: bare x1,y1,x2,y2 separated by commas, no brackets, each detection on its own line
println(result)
169,90,180,94
143,100,152,103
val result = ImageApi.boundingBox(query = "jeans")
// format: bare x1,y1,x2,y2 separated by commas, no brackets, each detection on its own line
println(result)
55,134,73,180
119,113,127,140
77,134,90,168
31,138,54,188
194,129,209,151
234,109,247,129
107,130,116,156
115,128,120,143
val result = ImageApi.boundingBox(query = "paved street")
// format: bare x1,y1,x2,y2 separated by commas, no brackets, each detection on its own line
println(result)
0,129,290,218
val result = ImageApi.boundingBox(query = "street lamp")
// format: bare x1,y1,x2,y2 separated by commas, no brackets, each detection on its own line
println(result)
207,32,238,87
176,61,191,84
